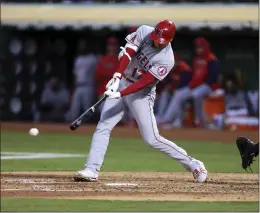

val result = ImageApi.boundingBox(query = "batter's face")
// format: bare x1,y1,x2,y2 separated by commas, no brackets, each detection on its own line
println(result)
153,40,168,49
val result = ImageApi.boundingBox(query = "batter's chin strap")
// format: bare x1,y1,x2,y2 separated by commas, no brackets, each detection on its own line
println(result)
119,46,132,61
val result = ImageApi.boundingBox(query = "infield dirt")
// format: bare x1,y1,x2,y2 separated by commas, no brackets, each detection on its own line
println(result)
1,172,259,202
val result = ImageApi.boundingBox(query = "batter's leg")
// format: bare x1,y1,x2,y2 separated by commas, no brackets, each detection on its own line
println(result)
75,97,126,182
125,92,207,183
84,98,125,172
123,108,136,127
98,95,105,113
191,84,212,124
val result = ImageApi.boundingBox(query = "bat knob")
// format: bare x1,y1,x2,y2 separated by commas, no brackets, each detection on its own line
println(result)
70,120,82,131
70,124,77,131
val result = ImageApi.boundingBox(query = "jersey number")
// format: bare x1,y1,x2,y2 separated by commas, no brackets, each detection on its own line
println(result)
132,68,145,79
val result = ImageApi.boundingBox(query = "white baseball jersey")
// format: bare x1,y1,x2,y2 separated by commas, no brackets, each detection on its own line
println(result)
123,25,175,87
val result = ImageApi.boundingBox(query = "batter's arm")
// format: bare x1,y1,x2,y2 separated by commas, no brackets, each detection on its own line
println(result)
116,47,136,77
120,71,156,96
105,47,137,92
119,58,174,96
116,25,147,77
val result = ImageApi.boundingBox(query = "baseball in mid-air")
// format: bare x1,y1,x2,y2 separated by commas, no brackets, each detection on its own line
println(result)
29,128,39,136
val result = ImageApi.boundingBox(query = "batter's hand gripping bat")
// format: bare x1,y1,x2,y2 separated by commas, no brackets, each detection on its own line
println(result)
70,95,107,131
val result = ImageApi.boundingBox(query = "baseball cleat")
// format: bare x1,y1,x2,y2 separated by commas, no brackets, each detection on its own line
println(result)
74,170,98,182
191,160,208,183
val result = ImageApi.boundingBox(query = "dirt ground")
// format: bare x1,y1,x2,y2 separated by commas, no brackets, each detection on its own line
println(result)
1,172,259,201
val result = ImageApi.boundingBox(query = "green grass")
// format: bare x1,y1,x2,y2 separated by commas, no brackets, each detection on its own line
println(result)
1,131,258,173
1,198,259,212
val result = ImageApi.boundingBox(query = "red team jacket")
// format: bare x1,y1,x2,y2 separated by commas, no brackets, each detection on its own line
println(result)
168,56,192,90
95,55,120,96
189,37,220,90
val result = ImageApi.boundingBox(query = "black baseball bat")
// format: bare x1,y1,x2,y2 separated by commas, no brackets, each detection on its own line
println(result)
70,95,107,131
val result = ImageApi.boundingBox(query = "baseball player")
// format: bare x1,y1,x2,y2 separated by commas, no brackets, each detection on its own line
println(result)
156,53,193,128
67,40,97,121
95,36,120,112
75,20,208,183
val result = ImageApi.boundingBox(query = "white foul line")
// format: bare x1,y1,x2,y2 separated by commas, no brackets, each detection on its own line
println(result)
1,152,85,160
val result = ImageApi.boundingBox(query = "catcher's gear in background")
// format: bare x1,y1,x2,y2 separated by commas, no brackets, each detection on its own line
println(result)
236,136,259,171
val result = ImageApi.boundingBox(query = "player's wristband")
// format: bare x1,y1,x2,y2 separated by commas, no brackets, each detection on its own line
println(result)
113,72,122,79
119,47,132,61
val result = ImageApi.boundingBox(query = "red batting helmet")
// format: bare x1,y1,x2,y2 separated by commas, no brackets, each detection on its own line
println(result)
150,20,176,45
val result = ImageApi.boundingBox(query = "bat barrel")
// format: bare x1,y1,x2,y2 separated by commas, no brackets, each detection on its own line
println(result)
69,95,107,131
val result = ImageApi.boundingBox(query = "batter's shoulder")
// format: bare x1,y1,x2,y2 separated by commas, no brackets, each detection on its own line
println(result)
161,47,174,65
137,25,154,38
154,50,175,68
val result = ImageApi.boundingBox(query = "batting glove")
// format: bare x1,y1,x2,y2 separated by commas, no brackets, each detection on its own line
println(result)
104,89,121,99
106,72,122,92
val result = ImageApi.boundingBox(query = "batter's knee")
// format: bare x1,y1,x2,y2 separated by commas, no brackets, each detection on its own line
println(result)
142,134,161,148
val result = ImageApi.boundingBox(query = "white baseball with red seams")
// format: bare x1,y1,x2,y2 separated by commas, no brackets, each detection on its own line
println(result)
77,25,208,183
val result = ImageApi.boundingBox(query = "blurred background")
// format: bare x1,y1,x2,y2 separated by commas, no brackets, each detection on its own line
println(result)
0,0,259,131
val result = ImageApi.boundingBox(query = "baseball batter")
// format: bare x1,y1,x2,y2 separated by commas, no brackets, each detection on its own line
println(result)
75,20,208,183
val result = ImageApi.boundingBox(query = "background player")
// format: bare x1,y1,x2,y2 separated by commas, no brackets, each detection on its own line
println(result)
156,37,220,128
95,36,120,112
75,20,208,183
66,40,97,121
156,53,192,128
